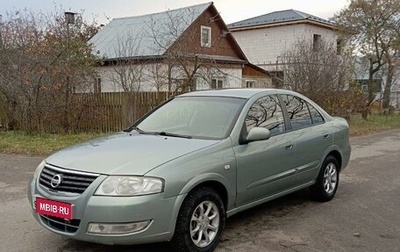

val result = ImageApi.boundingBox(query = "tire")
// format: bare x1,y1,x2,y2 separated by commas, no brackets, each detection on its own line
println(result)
311,155,340,202
171,187,226,252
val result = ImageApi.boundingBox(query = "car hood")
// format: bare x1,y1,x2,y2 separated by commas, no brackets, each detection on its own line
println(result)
46,132,219,175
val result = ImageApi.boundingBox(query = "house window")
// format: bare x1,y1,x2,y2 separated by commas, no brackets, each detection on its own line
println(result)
313,34,322,52
337,38,344,55
201,26,211,47
190,78,197,91
94,77,101,93
246,80,255,88
211,78,224,89
356,79,382,93
361,84,368,92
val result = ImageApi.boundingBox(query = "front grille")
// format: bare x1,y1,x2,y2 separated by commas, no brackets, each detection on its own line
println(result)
40,214,80,233
39,165,99,194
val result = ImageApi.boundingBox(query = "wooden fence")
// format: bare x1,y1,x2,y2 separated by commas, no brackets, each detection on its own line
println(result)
72,91,173,132
0,91,174,133
0,96,6,128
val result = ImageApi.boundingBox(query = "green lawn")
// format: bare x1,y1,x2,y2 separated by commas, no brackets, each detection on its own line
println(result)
0,113,399,156
349,113,400,136
0,131,105,156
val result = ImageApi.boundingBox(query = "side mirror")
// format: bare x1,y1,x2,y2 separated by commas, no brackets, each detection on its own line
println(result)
246,127,271,143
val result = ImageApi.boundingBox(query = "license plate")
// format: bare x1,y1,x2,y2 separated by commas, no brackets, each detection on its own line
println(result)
35,198,73,220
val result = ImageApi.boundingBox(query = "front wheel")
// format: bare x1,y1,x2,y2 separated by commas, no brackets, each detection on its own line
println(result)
311,155,340,202
171,187,225,252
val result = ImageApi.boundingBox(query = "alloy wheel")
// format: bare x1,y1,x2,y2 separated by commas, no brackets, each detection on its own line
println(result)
190,200,220,248
323,163,337,194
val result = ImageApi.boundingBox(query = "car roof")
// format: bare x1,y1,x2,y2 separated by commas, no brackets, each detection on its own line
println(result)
178,88,294,99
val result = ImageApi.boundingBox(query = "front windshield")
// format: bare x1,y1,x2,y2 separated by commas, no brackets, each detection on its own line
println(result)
135,96,246,140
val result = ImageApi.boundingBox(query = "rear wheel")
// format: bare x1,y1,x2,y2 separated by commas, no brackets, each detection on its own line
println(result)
311,155,339,202
171,187,225,252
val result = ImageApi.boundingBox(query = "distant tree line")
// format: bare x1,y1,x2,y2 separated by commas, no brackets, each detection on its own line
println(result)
334,0,400,115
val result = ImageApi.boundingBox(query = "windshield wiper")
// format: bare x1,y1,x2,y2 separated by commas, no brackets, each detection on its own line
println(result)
131,128,192,139
134,127,146,134
157,131,192,139
126,127,147,134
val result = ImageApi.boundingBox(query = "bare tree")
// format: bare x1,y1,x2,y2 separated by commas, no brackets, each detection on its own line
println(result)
278,39,362,117
107,32,146,92
147,62,170,92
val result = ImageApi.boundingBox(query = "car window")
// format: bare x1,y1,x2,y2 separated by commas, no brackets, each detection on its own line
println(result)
245,95,285,136
281,95,312,130
308,103,325,124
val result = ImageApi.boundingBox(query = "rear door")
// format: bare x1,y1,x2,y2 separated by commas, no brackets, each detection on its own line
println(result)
280,94,332,185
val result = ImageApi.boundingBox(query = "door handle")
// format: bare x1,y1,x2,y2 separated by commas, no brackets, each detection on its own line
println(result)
285,144,293,150
323,134,330,139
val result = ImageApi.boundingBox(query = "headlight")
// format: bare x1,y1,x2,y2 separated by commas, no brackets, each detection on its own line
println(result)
33,160,45,180
94,176,164,196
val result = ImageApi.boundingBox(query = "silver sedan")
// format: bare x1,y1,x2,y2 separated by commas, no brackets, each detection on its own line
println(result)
28,88,351,252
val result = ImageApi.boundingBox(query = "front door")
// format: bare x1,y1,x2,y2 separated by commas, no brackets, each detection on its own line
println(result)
234,95,297,207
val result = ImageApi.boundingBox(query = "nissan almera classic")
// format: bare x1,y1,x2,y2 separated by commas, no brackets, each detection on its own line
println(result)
28,88,351,252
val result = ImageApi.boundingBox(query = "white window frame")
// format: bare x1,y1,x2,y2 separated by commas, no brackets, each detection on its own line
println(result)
201,26,211,47
211,78,224,89
246,80,256,88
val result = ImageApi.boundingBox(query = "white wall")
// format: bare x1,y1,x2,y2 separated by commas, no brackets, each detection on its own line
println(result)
96,64,167,92
95,64,243,92
231,24,339,70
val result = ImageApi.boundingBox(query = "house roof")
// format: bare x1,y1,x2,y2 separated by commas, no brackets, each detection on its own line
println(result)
89,2,212,59
228,9,335,30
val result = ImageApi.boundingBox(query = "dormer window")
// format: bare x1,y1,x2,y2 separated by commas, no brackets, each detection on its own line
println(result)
201,26,211,47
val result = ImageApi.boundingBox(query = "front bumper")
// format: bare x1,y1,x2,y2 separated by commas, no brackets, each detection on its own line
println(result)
27,175,185,245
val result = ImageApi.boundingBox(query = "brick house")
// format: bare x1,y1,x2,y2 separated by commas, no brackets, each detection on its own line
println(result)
89,2,271,93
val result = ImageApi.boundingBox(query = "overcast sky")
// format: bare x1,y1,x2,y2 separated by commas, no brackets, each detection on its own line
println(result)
1,0,350,25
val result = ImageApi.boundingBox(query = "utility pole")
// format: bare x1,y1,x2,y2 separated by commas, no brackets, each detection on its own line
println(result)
63,12,75,132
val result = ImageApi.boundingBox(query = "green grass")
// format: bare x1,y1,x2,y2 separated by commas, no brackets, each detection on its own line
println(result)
0,131,106,156
0,113,399,156
349,113,400,136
